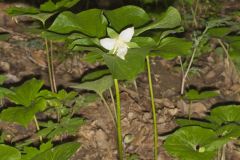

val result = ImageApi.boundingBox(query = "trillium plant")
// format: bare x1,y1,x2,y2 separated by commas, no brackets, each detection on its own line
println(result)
5,1,194,160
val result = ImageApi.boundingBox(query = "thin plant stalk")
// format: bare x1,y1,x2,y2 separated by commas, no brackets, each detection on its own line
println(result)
133,80,140,99
188,101,192,120
146,56,158,160
180,27,209,95
114,79,124,160
100,94,116,127
45,39,54,92
50,41,57,93
109,88,117,119
34,116,42,142
45,39,60,122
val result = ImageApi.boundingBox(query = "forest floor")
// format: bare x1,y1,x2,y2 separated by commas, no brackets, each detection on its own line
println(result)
1,2,240,160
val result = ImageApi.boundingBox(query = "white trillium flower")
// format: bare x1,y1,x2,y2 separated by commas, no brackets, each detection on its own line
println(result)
100,27,134,60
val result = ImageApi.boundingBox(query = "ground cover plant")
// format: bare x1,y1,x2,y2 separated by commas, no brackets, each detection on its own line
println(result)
0,0,239,160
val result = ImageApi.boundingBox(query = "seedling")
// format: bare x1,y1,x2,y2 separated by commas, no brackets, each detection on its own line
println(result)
184,88,219,119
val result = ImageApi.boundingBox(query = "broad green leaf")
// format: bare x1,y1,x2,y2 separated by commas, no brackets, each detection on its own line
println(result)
216,124,240,139
27,12,56,25
103,48,148,80
49,9,107,38
208,27,232,38
40,0,80,12
41,31,67,42
68,38,100,49
107,27,118,38
135,7,181,35
6,7,39,16
71,75,113,96
40,0,57,12
32,142,80,160
207,105,240,126
164,126,218,160
150,37,192,59
185,89,219,101
176,119,217,130
207,124,240,151
131,37,157,48
81,69,111,81
82,52,103,63
225,36,240,43
104,5,151,32
0,99,46,127
0,144,21,160
160,26,184,40
7,78,44,107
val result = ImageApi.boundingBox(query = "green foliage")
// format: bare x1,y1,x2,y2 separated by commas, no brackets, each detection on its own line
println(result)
151,37,192,59
103,48,147,80
168,105,240,160
81,69,111,82
164,126,218,160
40,0,81,12
21,141,53,160
135,7,181,35
207,105,240,126
38,117,84,139
71,75,113,96
0,144,21,160
104,5,151,32
0,99,46,127
31,142,80,160
49,9,107,37
0,79,47,127
7,78,43,107
184,89,219,101
0,75,12,100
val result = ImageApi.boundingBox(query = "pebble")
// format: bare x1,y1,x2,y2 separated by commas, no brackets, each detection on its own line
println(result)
142,112,152,122
0,61,10,72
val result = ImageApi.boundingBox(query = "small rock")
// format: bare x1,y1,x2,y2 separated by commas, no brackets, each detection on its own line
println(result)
206,70,216,79
191,102,207,116
0,61,10,72
127,112,136,120
168,108,178,116
142,112,152,122
95,129,108,150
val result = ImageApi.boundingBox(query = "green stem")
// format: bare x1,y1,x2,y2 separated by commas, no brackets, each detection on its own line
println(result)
114,79,124,160
100,94,116,127
34,116,42,142
146,56,158,160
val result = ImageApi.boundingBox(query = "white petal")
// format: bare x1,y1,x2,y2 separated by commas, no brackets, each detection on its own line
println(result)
116,46,128,60
100,38,116,50
119,27,134,42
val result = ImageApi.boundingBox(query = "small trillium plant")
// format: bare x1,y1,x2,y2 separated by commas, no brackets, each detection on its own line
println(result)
100,27,135,60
